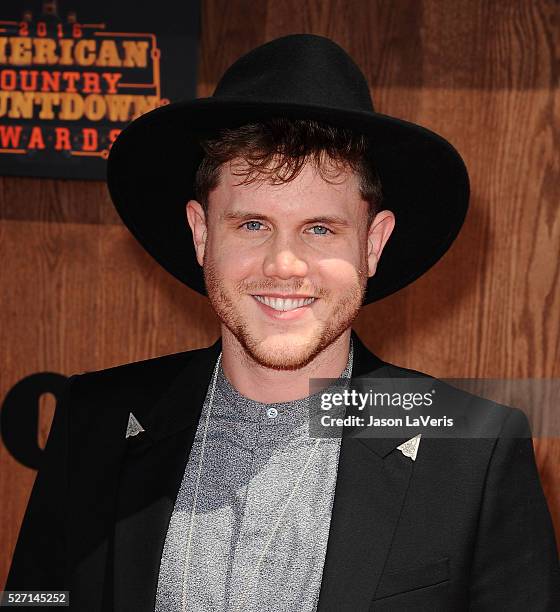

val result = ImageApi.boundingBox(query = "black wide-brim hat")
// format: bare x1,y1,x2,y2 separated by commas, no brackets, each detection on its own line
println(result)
107,34,469,304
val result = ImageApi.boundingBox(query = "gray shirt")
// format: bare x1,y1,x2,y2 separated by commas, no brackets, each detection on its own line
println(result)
154,341,353,612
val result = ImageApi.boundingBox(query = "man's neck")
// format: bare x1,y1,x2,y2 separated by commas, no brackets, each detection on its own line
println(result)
220,328,352,404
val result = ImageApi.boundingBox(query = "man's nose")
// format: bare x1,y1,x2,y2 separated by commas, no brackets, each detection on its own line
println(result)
262,235,309,279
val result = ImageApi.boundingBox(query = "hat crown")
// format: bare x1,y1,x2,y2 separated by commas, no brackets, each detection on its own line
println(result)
213,34,375,113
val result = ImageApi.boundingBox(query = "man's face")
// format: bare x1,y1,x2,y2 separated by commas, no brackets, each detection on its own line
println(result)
186,157,394,370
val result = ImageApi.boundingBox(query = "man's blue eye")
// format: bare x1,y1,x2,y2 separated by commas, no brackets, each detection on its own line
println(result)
244,221,263,231
310,225,331,235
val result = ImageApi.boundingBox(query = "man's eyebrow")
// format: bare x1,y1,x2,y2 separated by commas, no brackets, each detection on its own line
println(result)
222,210,351,227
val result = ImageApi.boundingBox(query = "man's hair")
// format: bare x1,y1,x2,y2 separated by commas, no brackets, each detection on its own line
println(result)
194,118,384,226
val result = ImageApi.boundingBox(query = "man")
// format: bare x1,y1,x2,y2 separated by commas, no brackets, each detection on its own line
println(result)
6,34,560,611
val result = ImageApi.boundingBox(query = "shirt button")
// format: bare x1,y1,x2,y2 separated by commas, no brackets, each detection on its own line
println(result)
267,407,278,419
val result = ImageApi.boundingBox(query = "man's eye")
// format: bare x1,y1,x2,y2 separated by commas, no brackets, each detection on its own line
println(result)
243,221,264,231
308,225,332,235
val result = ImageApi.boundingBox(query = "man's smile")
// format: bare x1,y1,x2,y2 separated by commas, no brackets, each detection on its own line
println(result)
251,294,318,318
252,295,317,309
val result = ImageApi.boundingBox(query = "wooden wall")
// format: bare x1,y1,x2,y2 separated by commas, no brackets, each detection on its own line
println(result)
1,0,559,586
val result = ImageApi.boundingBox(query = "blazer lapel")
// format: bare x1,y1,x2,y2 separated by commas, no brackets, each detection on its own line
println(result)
316,331,418,610
112,338,222,612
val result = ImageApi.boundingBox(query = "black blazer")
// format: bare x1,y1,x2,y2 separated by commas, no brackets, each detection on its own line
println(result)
6,330,560,611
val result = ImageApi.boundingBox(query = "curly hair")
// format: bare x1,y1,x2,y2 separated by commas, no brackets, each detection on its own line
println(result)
194,117,384,225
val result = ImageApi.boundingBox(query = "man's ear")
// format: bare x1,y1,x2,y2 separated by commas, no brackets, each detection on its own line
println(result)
366,210,396,277
186,200,208,266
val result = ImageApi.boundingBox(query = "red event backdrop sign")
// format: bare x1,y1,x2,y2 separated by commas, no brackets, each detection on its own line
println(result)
0,0,200,179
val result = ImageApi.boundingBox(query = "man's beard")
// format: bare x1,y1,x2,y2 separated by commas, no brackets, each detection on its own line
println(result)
202,251,367,371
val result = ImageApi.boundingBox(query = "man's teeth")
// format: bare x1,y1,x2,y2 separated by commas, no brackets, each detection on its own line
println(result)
253,295,316,311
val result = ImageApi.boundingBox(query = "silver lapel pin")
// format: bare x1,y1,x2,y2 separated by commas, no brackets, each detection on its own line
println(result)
397,433,422,461
125,412,145,438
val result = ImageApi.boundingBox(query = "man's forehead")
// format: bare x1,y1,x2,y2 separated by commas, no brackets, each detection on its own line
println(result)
224,154,358,185
213,157,365,217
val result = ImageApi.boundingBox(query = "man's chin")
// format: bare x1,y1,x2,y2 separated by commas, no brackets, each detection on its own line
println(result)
243,333,322,371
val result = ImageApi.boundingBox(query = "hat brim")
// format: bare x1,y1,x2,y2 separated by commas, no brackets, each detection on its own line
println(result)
107,97,469,304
